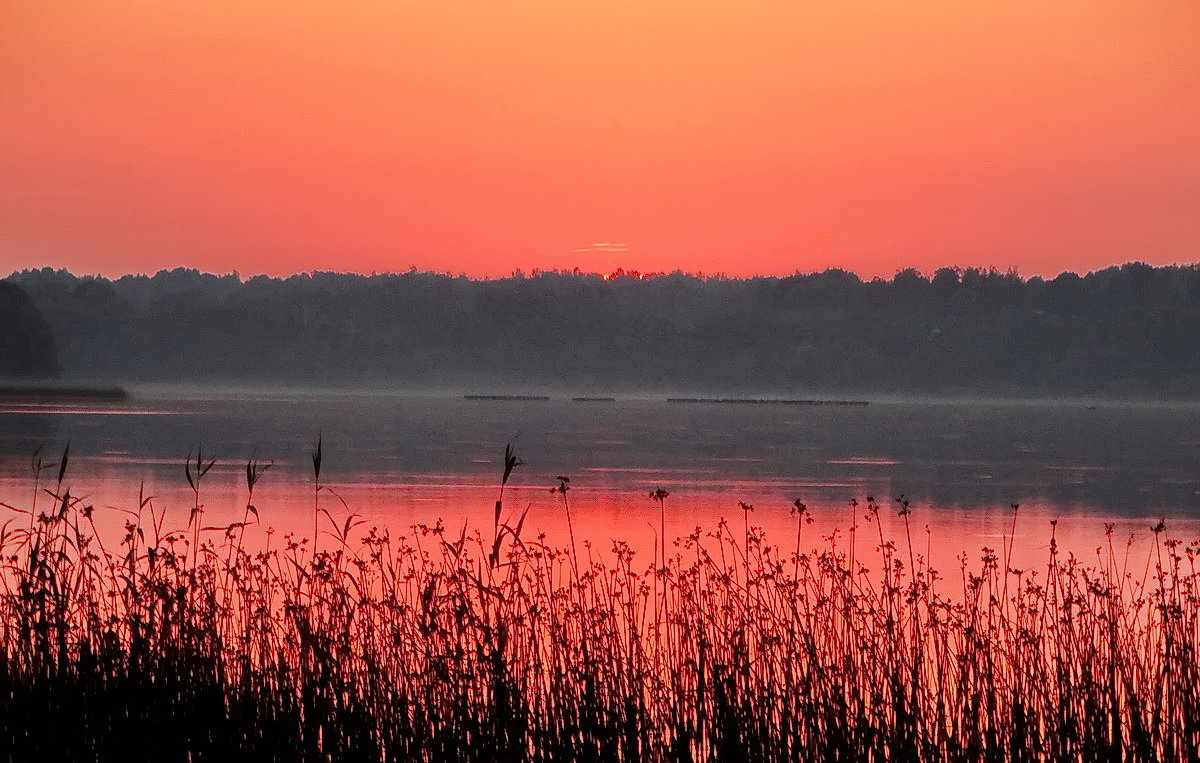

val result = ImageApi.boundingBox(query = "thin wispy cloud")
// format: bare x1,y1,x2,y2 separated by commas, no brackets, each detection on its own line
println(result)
571,242,628,254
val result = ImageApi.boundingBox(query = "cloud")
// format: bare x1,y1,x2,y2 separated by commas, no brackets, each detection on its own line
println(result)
571,242,628,254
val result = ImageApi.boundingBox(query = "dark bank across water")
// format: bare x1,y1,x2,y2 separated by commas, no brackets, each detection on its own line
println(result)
0,383,127,401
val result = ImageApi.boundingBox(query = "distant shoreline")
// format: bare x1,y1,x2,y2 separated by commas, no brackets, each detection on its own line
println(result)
0,383,128,402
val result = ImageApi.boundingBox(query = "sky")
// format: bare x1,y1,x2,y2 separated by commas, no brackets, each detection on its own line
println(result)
2,1,1198,279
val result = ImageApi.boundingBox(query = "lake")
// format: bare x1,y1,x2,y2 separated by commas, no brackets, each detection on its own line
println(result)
2,388,1198,571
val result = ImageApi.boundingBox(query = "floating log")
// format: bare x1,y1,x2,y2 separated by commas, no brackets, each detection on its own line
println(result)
666,397,868,406
463,394,551,401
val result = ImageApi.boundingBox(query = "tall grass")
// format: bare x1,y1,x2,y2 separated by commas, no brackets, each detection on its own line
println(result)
0,445,1197,761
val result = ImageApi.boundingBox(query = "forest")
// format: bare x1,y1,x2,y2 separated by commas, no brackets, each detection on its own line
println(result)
7,262,1199,397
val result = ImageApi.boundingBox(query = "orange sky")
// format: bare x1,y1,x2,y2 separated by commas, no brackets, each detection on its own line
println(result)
2,1,1198,278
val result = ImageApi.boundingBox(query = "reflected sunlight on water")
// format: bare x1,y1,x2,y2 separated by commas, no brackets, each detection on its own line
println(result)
1,389,1198,576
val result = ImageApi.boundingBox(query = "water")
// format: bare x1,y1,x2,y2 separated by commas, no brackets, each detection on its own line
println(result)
2,388,1198,571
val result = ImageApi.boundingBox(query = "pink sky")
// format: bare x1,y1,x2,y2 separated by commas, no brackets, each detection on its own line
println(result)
2,1,1198,278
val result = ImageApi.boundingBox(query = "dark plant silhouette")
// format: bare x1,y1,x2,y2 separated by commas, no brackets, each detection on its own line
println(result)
0,445,1197,760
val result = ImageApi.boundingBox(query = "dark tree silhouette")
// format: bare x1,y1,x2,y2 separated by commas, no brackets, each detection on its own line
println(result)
7,262,1200,396
0,280,59,379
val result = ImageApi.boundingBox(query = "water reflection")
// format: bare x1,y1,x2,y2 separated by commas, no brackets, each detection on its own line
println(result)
0,390,1197,573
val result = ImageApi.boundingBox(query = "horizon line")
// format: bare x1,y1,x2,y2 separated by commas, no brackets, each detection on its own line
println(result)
6,258,1200,284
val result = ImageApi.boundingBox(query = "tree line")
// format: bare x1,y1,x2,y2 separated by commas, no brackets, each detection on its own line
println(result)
7,262,1199,397
0,281,59,379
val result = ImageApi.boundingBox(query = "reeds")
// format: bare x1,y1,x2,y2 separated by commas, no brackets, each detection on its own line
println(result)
1,446,1198,761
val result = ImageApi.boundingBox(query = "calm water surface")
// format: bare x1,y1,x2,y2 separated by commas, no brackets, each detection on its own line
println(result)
2,389,1198,571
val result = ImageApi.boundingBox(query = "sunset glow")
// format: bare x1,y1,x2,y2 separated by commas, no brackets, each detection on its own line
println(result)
2,1,1198,277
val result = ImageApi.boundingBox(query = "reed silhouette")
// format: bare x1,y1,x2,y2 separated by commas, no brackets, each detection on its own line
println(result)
0,443,1197,761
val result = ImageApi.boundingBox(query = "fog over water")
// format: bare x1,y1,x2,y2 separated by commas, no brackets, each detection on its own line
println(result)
2,388,1197,572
